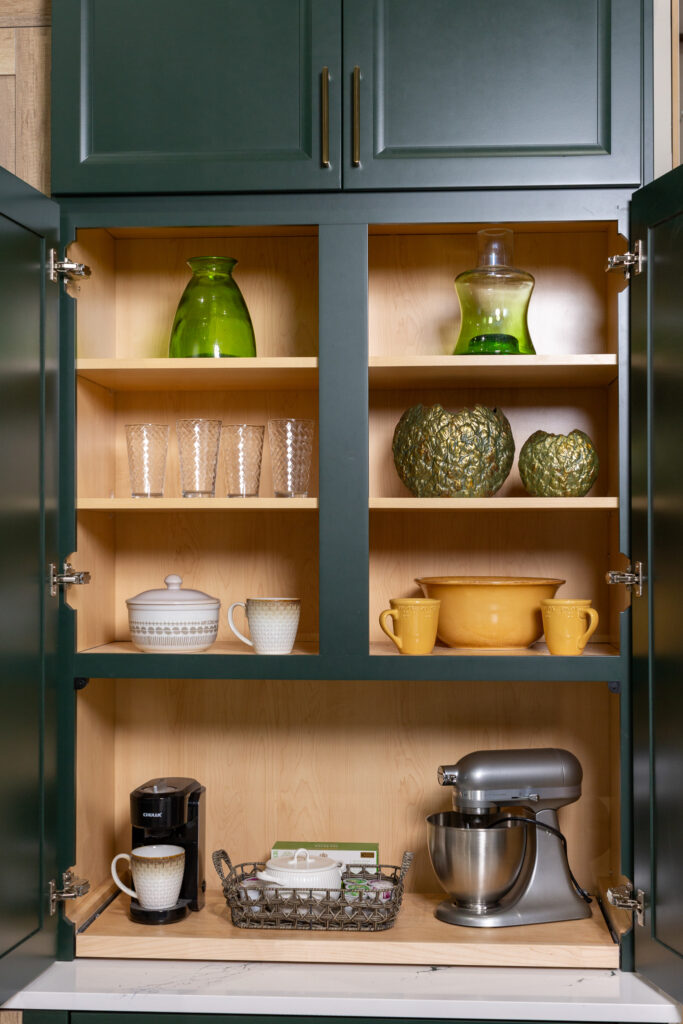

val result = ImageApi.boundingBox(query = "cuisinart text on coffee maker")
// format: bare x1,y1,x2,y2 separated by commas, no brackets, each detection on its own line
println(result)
129,776,205,924
427,748,592,927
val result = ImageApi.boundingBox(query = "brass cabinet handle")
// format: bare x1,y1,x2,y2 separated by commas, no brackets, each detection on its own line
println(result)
352,65,360,167
321,66,330,168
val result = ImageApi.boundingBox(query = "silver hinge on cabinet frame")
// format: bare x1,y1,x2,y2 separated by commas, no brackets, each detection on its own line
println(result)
49,561,91,598
606,239,643,278
606,882,645,926
47,248,92,284
605,561,646,598
49,870,90,916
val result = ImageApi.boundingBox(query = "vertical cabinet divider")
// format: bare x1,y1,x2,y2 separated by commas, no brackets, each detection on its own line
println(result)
318,223,369,661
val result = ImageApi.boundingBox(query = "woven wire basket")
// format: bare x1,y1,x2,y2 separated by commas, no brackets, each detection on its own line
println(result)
213,849,414,931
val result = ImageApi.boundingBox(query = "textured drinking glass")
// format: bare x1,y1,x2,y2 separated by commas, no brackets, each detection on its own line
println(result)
454,229,535,355
222,424,265,497
125,424,169,498
268,419,314,497
176,419,222,498
168,256,256,358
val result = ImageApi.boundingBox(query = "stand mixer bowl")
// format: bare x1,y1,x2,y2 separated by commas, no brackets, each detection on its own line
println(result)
427,811,527,911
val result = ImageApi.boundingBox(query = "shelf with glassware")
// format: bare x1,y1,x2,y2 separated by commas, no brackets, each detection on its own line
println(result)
366,220,625,659
68,225,320,658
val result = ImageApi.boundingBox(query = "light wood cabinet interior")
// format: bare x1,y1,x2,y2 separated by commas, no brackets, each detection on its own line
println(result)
67,218,625,964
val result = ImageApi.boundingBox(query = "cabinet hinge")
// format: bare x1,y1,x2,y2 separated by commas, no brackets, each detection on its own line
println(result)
49,870,90,916
606,882,645,926
49,561,91,598
606,239,643,279
605,561,645,598
47,248,92,284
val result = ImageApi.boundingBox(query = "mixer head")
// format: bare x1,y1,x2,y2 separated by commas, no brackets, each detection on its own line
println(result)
438,747,582,814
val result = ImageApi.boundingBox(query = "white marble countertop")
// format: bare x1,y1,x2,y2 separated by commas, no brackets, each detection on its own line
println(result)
3,960,680,1022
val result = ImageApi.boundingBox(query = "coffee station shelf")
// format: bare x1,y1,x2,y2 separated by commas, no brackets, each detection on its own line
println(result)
76,357,318,391
368,355,618,390
74,891,618,969
369,497,618,510
77,498,318,510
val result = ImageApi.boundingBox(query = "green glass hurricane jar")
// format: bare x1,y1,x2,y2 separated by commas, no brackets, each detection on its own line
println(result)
453,229,535,355
169,256,256,358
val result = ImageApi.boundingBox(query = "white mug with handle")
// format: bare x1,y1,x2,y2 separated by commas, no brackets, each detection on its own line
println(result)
227,597,301,655
111,844,185,910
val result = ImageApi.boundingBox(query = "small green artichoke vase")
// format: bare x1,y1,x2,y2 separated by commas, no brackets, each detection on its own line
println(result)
169,256,256,358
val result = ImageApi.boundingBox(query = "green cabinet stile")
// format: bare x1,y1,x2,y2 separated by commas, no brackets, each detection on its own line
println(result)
51,0,643,196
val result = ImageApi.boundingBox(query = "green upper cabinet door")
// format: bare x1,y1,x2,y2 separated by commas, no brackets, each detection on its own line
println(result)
343,0,643,190
51,0,342,195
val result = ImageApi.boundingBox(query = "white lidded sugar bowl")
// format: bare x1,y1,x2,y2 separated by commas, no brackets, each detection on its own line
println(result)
257,848,343,891
126,574,220,653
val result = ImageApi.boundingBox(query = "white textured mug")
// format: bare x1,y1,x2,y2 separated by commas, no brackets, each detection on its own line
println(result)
227,597,301,655
111,844,185,910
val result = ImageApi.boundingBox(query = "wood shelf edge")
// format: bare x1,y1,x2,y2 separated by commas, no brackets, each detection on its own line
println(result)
369,497,618,510
75,893,618,969
369,642,620,658
76,640,320,657
77,498,319,510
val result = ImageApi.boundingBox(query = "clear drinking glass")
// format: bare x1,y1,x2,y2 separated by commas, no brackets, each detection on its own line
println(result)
222,424,265,497
268,418,314,498
176,419,222,497
125,424,169,497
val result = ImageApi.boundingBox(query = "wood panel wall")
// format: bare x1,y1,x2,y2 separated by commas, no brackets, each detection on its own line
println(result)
0,0,50,195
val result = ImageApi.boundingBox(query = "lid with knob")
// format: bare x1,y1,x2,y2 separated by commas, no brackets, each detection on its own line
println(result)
125,574,220,609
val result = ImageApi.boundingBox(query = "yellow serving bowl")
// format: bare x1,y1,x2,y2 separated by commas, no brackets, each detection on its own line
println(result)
415,576,565,649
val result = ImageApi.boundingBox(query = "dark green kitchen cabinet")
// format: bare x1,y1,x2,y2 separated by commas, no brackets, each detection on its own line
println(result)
51,0,644,196
1,165,682,1009
50,0,342,195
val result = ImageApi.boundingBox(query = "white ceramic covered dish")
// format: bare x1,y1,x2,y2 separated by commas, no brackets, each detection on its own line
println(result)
256,848,342,890
126,574,220,653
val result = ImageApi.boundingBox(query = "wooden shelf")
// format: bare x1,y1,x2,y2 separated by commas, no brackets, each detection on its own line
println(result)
78,640,319,656
76,357,318,391
368,355,618,390
369,497,618,510
75,891,617,968
78,497,318,510
369,641,619,658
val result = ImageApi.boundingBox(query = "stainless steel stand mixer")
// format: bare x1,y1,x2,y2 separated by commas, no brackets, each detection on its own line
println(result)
427,748,592,927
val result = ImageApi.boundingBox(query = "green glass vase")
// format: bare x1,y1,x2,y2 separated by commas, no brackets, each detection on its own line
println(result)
169,256,256,358
453,229,535,355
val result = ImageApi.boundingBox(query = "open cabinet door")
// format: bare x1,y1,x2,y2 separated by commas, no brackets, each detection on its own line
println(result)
0,167,61,1001
630,162,683,1002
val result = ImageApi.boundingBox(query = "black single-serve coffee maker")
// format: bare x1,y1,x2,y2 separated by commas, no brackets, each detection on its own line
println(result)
129,776,205,924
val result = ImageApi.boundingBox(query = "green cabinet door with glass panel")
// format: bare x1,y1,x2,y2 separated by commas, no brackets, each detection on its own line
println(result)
51,0,643,195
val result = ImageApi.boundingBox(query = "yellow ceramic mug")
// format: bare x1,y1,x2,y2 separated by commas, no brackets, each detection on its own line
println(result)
541,599,599,656
379,598,441,655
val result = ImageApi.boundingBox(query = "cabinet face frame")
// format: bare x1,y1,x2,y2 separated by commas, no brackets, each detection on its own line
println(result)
52,188,634,969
